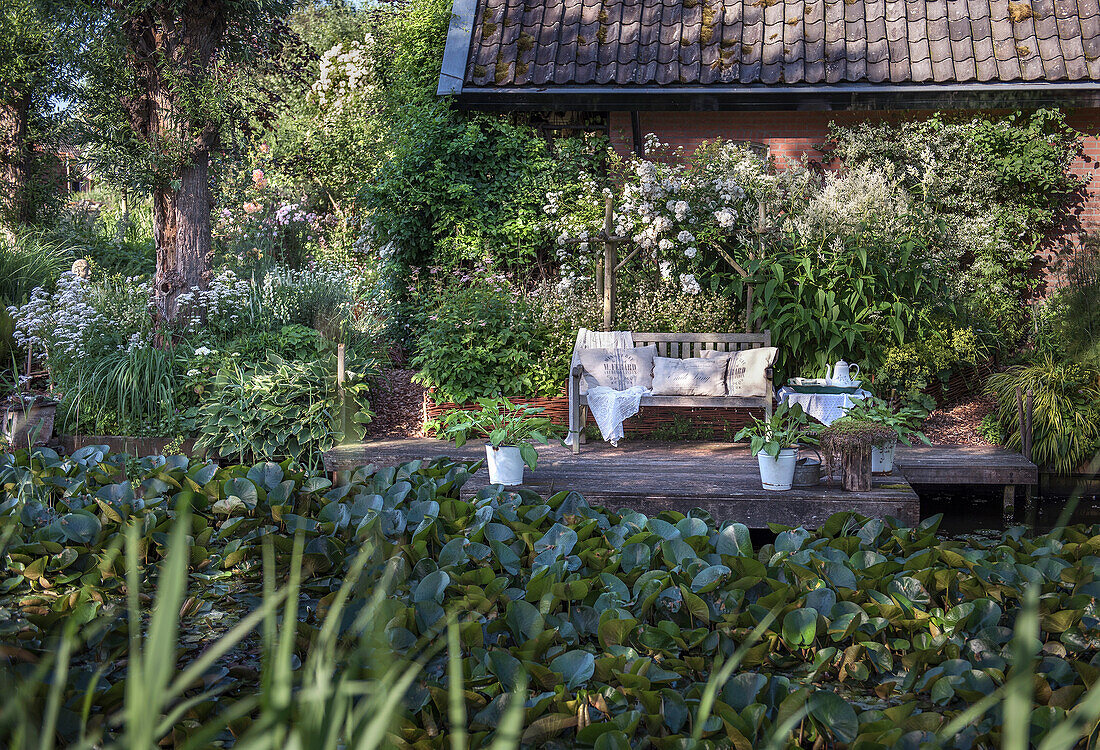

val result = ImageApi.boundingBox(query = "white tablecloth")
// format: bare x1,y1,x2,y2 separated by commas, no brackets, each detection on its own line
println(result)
777,386,872,425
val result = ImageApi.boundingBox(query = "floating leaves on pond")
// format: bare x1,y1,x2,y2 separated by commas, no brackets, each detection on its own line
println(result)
5,446,1100,747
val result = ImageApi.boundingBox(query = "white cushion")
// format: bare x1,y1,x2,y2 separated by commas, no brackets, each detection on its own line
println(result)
651,356,728,396
699,347,777,397
579,345,656,391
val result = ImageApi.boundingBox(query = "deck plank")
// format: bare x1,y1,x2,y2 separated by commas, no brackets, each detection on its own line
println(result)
894,445,1038,485
324,439,920,528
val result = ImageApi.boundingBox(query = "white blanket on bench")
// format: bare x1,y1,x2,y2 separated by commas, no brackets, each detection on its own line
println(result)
566,328,647,447
585,384,649,446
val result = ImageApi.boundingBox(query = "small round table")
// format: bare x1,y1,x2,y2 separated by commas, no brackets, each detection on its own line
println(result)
777,385,872,426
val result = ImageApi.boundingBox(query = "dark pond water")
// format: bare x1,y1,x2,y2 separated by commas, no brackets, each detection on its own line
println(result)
921,475,1100,535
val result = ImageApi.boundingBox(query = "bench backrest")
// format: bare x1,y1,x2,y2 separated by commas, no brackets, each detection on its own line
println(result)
632,331,772,359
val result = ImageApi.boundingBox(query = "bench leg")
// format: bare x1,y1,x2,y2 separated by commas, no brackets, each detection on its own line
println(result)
569,399,581,454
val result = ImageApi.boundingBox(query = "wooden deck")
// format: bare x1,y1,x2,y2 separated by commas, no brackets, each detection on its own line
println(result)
324,440,921,528
893,444,1038,485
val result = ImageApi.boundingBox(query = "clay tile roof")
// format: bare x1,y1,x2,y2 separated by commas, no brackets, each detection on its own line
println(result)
454,0,1100,87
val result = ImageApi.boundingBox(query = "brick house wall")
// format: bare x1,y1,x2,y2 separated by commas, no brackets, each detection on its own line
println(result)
608,109,1100,277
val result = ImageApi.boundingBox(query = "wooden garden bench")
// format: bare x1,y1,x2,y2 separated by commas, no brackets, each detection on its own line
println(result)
567,331,775,453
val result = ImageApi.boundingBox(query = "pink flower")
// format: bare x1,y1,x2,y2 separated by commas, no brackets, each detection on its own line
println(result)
243,202,262,214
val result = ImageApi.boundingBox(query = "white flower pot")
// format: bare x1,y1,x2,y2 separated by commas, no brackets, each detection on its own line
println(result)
757,448,798,491
871,439,897,474
486,444,525,486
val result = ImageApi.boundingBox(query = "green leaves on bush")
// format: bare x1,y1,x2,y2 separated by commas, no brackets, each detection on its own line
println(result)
194,352,377,468
749,232,948,379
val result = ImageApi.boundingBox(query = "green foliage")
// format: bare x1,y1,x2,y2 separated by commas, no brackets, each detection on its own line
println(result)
411,275,543,403
0,233,73,364
734,401,816,457
8,447,1100,746
1039,247,1100,367
750,232,947,379
194,352,376,468
828,110,1086,342
365,110,601,269
437,397,555,469
876,319,985,395
839,396,931,446
986,357,1100,473
61,346,181,435
978,413,1004,445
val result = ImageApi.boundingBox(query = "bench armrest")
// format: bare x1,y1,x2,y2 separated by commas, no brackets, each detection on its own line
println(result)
765,366,774,380
571,364,585,379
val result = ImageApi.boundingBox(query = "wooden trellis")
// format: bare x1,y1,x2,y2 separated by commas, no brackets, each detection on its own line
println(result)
564,195,762,332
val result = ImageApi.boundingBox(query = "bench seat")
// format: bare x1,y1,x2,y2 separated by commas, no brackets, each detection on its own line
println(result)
568,331,775,453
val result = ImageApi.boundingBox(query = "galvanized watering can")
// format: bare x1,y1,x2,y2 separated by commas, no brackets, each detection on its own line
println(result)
792,447,823,488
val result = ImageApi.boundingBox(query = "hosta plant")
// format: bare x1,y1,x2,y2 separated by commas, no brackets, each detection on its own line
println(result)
193,352,377,468
437,396,555,469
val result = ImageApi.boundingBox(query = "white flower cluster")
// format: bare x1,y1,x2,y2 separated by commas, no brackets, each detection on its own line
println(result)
546,135,755,291
311,38,375,111
175,270,255,334
8,273,106,363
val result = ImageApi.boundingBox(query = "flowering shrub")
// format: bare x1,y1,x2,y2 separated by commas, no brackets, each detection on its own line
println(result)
170,269,256,339
215,165,328,268
547,136,763,296
8,273,109,373
311,39,374,111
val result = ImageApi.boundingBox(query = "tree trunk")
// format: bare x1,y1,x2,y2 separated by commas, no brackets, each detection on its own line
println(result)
841,444,872,492
0,92,32,236
153,152,212,323
122,1,226,327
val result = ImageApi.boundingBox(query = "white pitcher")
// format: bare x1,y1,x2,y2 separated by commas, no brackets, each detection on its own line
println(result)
827,360,860,386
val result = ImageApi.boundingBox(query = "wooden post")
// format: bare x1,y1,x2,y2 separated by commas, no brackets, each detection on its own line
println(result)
337,343,347,436
1016,387,1035,461
1002,484,1016,523
602,194,616,331
842,445,872,492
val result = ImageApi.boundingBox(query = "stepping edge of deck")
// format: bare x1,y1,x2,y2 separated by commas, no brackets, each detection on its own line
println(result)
325,440,922,528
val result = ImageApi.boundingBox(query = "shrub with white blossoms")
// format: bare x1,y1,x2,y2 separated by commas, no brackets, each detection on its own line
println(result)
8,273,108,370
546,135,770,296
311,38,375,111
175,270,257,337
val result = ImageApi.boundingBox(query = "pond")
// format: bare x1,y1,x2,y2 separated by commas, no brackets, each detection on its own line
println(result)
921,476,1100,535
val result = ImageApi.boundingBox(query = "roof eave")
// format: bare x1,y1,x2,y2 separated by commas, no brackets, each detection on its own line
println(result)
446,81,1100,111
437,0,477,96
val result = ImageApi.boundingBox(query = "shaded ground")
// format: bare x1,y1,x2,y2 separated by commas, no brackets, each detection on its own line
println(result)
923,395,996,446
365,368,425,438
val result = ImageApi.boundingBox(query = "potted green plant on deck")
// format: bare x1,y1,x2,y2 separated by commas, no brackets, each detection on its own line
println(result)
841,396,931,473
734,401,817,491
438,397,555,485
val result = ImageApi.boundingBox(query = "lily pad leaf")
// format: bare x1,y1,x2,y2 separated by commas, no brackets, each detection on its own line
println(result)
413,570,450,604
716,522,752,557
549,649,595,690
782,608,817,647
59,513,101,544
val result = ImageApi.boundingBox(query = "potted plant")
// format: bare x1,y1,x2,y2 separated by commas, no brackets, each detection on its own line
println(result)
819,419,897,491
841,397,930,473
734,401,817,491
2,394,59,449
438,397,555,486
